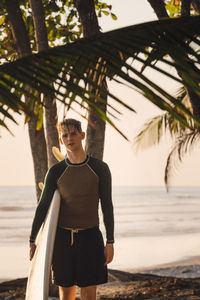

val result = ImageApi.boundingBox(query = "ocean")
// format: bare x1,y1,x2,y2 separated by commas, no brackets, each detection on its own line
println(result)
1,185,200,281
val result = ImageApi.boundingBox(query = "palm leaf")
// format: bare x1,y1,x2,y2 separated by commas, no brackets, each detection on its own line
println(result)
1,16,200,134
134,84,193,150
134,84,197,188
134,112,190,151
165,130,200,190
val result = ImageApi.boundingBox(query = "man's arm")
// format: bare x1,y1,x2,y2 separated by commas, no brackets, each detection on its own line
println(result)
99,162,114,243
99,162,114,264
104,243,114,265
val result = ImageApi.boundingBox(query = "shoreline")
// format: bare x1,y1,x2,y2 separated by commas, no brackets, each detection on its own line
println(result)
128,255,200,274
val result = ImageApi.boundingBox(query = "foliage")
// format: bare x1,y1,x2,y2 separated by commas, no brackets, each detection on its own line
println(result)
164,129,200,189
165,0,182,17
0,0,117,62
134,87,193,152
143,1,198,73
1,16,200,138
134,113,188,151
134,86,199,188
133,0,200,187
165,0,196,17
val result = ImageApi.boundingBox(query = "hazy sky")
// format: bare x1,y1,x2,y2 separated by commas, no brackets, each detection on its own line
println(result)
1,0,200,187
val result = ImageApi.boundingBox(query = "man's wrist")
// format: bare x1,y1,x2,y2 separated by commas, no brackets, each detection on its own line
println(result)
106,240,114,244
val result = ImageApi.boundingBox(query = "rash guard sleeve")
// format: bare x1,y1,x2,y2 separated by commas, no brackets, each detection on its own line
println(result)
99,163,114,243
29,167,57,242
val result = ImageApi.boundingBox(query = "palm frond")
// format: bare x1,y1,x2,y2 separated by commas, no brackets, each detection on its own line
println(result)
134,112,189,151
165,130,200,190
175,86,186,99
1,16,200,134
134,76,196,151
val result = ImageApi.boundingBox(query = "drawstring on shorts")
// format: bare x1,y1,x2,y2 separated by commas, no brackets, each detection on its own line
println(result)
70,229,79,246
60,227,96,246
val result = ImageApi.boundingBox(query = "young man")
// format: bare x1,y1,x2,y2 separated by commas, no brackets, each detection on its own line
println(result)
29,118,114,300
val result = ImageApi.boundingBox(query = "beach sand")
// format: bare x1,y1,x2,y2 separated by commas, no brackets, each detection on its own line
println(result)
1,257,200,299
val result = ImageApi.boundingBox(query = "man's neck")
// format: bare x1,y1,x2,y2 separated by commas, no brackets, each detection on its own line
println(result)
66,149,87,164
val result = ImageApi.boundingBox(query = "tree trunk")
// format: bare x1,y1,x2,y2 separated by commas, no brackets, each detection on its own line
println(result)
75,0,100,36
75,0,107,160
85,78,107,159
5,0,31,58
147,0,169,19
181,0,191,16
5,0,48,200
28,115,48,199
29,0,60,167
29,0,48,51
44,93,60,166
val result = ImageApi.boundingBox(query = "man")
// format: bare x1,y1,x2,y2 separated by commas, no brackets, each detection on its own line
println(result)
29,118,114,300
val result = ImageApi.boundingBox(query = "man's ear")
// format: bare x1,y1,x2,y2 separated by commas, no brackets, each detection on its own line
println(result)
81,132,85,140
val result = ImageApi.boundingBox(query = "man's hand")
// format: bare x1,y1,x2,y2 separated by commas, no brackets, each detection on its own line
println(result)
104,243,114,265
29,242,36,261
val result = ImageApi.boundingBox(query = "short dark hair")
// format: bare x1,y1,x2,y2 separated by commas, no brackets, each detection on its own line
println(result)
57,118,82,135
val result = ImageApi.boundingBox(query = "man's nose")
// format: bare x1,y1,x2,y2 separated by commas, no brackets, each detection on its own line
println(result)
67,134,73,141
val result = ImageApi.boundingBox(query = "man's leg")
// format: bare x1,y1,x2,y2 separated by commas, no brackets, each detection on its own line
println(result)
59,285,76,300
80,285,96,300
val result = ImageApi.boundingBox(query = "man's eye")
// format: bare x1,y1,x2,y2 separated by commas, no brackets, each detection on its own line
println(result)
63,134,68,138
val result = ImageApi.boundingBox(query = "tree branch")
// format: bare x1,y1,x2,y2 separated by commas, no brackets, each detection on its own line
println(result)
5,0,31,57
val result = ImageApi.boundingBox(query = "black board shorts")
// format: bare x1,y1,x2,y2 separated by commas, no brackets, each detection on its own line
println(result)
51,226,108,287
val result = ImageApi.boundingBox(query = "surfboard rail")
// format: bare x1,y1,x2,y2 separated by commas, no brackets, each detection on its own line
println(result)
25,190,61,300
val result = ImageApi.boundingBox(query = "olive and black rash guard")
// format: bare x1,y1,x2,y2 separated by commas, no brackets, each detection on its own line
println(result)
30,155,114,244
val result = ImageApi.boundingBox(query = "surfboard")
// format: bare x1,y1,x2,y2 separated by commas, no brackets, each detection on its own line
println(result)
25,190,61,300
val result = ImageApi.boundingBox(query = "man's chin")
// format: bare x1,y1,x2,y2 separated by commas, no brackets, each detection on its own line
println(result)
66,146,73,152
66,145,78,152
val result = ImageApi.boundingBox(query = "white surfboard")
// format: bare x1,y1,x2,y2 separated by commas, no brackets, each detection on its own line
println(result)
26,190,61,300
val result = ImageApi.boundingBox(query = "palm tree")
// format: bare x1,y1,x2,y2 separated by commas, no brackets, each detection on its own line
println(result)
3,0,115,199
1,16,200,139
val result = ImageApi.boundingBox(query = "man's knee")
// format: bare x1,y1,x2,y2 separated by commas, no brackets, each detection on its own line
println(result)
81,285,96,300
59,285,76,300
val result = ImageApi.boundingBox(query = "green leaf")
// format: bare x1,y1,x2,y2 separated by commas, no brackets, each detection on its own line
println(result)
102,10,109,16
0,16,5,25
111,13,117,20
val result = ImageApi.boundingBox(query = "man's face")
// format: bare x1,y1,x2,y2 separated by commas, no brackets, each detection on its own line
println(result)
60,125,85,152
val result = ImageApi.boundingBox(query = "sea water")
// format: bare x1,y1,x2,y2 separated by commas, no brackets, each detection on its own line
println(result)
0,185,200,280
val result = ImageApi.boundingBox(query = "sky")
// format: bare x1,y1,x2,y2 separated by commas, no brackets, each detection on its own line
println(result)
1,0,200,187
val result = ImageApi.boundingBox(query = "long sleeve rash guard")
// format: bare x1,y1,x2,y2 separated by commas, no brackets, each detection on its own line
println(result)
30,155,114,244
